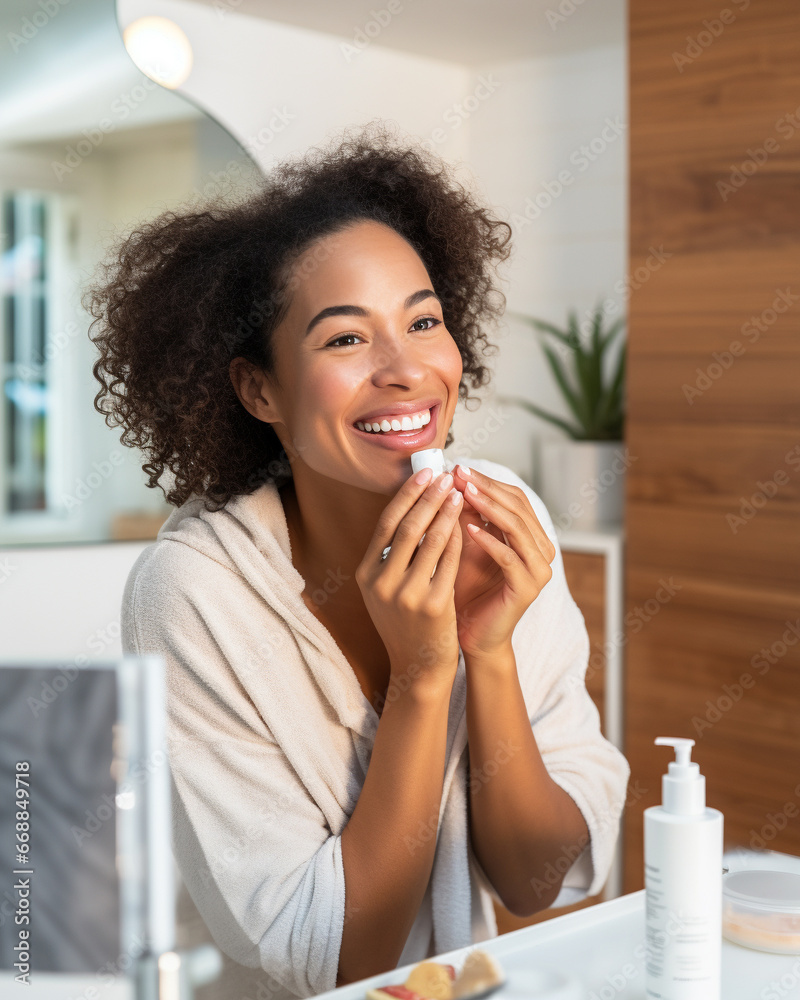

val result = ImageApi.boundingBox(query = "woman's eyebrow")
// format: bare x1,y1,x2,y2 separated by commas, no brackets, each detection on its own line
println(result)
304,288,442,337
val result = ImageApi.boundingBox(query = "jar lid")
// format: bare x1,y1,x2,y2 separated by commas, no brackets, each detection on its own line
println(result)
723,870,800,913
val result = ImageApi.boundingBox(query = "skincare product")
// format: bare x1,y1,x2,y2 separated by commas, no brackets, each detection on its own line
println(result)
722,868,800,954
411,448,450,477
644,736,724,1000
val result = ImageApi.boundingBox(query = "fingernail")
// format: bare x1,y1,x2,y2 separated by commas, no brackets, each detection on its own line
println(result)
415,467,433,485
439,473,454,491
466,482,478,495
449,488,462,505
457,464,471,477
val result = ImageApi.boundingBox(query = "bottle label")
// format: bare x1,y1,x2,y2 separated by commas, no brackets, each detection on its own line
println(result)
644,815,722,999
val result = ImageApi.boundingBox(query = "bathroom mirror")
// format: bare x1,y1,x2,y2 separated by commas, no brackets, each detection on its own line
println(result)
1,0,626,546
0,0,263,547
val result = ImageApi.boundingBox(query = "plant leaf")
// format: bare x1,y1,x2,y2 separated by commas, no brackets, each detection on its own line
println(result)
517,305,627,440
608,344,626,405
590,302,603,357
592,302,603,417
594,345,626,432
599,316,625,354
566,309,582,351
495,395,583,439
563,309,597,429
583,304,606,426
541,342,589,432
528,317,574,347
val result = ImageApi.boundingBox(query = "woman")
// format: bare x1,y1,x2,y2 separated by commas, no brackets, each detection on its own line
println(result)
87,120,630,999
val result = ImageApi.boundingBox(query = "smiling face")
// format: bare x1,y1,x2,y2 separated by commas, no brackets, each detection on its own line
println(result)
235,219,463,494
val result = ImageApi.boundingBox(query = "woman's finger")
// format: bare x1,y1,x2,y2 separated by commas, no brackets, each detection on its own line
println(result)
408,486,463,583
429,503,463,597
460,480,548,576
361,467,433,566
454,464,556,563
466,521,553,590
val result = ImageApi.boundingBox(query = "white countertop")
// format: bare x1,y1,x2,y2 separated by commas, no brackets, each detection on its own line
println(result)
311,887,800,1000
12,853,800,999
12,889,798,999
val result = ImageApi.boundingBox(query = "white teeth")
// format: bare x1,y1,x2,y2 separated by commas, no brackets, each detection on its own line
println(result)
356,407,432,433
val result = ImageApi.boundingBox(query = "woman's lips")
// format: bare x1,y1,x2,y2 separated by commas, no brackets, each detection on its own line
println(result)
351,403,439,451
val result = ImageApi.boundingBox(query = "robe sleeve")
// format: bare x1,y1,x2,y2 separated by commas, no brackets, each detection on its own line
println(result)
469,459,631,907
121,543,346,999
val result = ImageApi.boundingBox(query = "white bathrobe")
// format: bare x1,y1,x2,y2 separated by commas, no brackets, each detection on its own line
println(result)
120,456,630,1000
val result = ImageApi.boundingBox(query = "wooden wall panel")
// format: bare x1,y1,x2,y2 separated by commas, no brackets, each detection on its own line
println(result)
562,552,606,732
625,0,800,893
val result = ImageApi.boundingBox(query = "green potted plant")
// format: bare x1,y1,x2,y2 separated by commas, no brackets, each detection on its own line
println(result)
496,304,628,529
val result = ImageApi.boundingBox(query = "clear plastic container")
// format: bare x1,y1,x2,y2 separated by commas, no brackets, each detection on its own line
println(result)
722,869,800,954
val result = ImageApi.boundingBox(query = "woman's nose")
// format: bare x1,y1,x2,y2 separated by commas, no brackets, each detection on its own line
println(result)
368,333,429,380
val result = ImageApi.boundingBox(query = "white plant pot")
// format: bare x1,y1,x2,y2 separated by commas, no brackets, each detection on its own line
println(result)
537,440,629,531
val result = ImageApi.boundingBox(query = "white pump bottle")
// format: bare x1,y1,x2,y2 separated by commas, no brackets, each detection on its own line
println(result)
644,737,724,1000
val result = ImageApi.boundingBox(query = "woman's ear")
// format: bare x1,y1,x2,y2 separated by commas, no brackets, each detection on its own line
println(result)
228,357,283,425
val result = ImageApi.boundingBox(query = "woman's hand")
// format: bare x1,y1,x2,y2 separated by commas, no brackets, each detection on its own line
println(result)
356,468,464,693
450,464,557,660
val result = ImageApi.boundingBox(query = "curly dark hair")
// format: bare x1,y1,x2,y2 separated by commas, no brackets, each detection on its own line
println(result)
84,119,513,512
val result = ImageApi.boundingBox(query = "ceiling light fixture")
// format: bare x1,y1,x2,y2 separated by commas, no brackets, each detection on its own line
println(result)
122,16,193,90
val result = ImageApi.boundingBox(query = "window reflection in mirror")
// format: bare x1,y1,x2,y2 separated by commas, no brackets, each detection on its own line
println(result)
0,0,263,546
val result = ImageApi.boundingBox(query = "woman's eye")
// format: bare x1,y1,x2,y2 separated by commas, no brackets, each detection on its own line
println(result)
327,334,361,348
412,316,442,332
325,317,441,348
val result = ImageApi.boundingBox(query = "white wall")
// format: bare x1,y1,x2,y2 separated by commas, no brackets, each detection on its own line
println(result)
456,44,628,486
0,541,150,662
